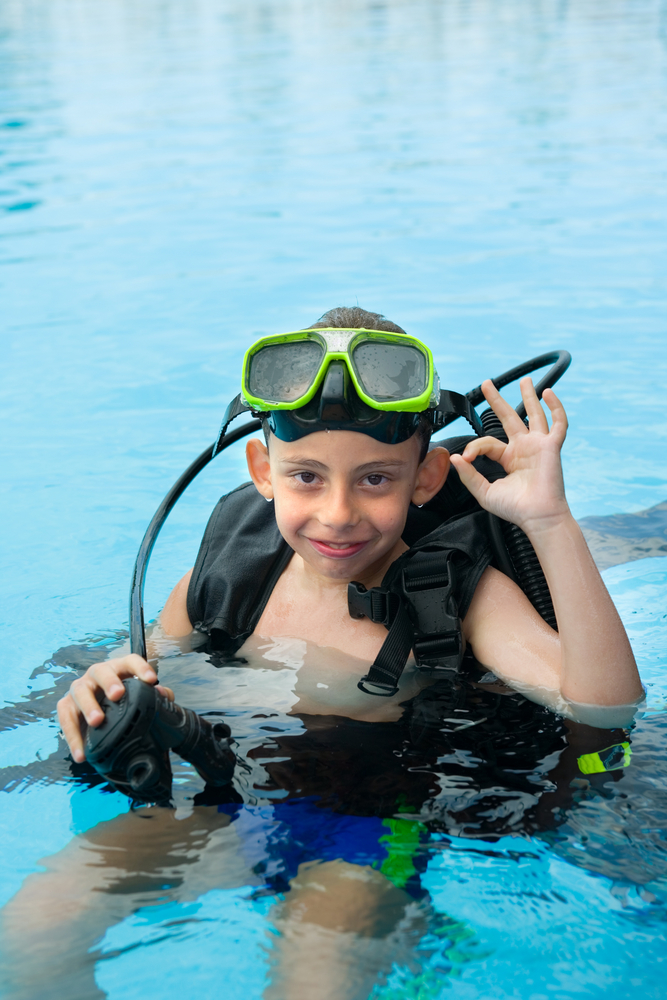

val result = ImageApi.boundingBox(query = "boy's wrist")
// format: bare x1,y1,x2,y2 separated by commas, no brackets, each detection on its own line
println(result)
518,504,577,545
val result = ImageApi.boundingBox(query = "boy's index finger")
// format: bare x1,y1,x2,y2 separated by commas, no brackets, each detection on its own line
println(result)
481,379,528,437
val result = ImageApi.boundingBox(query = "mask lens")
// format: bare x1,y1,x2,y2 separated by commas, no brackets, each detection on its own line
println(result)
352,341,428,402
247,340,325,402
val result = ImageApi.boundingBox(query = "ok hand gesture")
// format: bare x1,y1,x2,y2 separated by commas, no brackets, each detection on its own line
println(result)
449,377,570,536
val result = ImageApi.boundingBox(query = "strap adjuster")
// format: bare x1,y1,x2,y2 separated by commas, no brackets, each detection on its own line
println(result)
413,631,462,667
357,675,399,697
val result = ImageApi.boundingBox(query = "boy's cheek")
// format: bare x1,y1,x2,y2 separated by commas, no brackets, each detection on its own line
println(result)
368,493,413,530
272,498,310,542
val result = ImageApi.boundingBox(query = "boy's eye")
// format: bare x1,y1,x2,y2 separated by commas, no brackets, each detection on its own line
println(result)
295,471,317,484
364,474,387,486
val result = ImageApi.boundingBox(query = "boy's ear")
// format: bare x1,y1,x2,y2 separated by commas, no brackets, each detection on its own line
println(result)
246,438,274,500
411,446,450,507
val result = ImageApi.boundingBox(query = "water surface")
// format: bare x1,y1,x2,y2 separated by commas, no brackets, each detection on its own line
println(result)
2,1,667,997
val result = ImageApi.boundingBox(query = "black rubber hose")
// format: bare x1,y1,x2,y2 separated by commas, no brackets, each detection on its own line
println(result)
129,419,262,659
465,349,571,419
479,406,558,631
502,523,558,630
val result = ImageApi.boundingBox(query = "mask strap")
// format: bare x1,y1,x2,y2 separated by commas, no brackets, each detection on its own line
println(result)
213,394,254,456
432,390,484,437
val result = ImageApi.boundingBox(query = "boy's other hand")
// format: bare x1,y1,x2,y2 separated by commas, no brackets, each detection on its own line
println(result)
57,655,174,764
450,377,570,535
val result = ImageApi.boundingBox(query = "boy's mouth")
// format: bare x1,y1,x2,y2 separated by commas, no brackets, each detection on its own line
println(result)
307,539,370,559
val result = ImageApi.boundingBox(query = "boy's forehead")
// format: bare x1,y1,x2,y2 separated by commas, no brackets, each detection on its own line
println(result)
270,429,419,465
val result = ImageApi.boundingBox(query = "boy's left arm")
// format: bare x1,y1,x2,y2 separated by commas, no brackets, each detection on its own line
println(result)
452,378,643,708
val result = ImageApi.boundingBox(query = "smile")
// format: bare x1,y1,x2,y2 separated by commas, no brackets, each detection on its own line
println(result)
307,539,370,559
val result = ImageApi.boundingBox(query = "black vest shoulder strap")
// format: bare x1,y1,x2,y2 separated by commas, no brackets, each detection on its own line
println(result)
187,483,292,649
349,511,492,696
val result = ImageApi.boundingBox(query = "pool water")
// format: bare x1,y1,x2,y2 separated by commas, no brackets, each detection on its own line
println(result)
2,0,667,997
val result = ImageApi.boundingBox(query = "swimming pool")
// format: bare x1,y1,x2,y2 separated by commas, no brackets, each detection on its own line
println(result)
2,0,667,996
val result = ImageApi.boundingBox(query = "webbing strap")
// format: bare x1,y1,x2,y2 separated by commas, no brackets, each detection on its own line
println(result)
213,394,253,456
433,390,484,437
357,597,414,697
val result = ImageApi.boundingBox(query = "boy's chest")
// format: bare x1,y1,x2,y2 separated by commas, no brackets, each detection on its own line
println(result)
255,560,390,664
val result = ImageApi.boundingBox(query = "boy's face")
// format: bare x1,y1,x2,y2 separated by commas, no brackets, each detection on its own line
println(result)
246,430,449,587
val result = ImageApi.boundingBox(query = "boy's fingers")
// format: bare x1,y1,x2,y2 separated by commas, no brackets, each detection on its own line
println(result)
450,454,490,504
520,378,549,434
96,653,157,701
68,657,157,727
461,436,507,464
481,380,528,438
90,654,157,693
57,653,159,763
89,662,128,698
57,696,86,763
156,685,175,701
542,388,568,443
112,653,158,684
68,676,108,727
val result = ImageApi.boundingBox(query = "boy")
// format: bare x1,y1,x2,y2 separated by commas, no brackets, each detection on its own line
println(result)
58,306,641,755
6,307,643,1000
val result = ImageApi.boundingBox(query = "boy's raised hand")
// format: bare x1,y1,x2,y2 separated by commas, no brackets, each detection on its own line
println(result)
450,377,570,534
57,655,174,764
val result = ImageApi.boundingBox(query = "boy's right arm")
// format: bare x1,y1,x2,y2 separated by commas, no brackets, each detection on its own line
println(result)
160,567,194,636
57,569,194,761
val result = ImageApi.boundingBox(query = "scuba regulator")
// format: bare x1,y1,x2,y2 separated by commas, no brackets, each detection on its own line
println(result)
85,677,236,805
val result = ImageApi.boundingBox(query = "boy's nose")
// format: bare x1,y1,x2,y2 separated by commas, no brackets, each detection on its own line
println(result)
319,484,359,531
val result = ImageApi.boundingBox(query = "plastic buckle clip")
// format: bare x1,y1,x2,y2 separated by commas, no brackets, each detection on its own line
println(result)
348,581,393,626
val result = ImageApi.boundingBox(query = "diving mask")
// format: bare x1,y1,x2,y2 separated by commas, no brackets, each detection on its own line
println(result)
213,327,484,452
243,328,440,413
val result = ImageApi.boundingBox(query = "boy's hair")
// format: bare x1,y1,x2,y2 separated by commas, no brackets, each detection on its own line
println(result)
263,306,433,462
309,306,407,336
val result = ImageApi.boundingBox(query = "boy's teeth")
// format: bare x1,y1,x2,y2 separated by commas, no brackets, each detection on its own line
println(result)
327,542,353,549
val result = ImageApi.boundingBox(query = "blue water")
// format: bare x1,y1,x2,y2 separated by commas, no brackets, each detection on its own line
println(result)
2,1,667,997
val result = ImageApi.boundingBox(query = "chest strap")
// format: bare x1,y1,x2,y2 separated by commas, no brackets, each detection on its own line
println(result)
348,550,464,696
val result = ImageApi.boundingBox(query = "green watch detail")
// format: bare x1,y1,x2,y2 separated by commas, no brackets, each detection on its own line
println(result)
578,741,632,775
